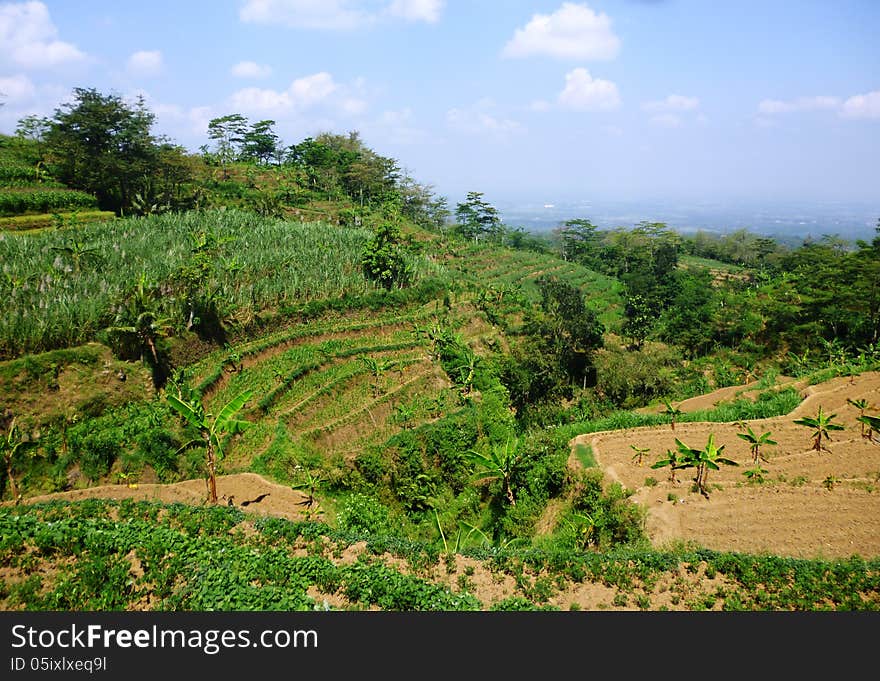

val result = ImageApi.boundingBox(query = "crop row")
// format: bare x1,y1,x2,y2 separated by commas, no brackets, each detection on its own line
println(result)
0,209,442,358
0,188,98,216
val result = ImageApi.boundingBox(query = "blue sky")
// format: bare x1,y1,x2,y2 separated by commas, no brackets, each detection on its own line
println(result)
1,0,878,208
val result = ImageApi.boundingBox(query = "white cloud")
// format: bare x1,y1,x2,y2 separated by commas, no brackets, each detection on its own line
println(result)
231,60,273,79
0,73,36,102
649,113,681,128
557,68,620,111
369,107,429,145
642,94,700,112
502,2,620,60
0,1,88,68
530,99,552,112
386,0,444,23
446,99,523,138
755,91,880,121
757,96,840,115
228,72,367,118
840,90,880,120
240,0,443,30
127,50,163,77
240,0,370,30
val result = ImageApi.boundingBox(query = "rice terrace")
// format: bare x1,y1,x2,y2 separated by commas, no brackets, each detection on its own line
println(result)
1,2,880,615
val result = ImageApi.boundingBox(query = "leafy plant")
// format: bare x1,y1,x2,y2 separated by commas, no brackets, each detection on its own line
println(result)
1,417,38,501
630,444,650,466
650,448,682,483
793,406,845,452
465,436,522,506
847,399,871,438
674,433,738,498
661,398,683,431
736,425,777,464
166,390,254,503
743,466,768,484
856,414,880,444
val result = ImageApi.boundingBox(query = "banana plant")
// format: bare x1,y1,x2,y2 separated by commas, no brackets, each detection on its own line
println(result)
630,444,650,466
847,399,870,438
736,425,777,464
465,436,522,506
661,398,683,431
650,448,682,483
857,414,880,444
167,390,253,504
793,406,845,452
1,418,37,502
674,433,738,498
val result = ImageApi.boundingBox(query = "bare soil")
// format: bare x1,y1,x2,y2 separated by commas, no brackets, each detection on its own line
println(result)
572,371,880,559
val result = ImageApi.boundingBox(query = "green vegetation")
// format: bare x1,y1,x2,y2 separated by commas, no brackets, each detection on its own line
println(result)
2,86,880,612
1,500,877,611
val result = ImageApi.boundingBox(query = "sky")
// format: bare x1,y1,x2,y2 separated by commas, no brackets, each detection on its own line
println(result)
0,0,878,210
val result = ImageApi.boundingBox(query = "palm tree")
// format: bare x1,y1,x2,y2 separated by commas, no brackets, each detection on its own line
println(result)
674,433,738,498
630,444,650,466
1,418,37,502
661,398,683,431
167,390,253,504
465,436,522,506
736,425,777,464
793,406,845,452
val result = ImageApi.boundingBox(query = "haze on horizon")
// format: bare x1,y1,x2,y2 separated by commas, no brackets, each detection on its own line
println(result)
1,0,877,210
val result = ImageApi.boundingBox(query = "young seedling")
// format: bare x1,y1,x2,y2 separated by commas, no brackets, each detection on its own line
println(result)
651,448,682,483
630,444,651,466
847,399,870,438
661,399,683,431
793,406,845,452
856,414,880,444
736,425,777,464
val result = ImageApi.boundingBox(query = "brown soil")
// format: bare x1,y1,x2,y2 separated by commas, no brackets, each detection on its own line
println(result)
571,371,880,559
16,472,317,522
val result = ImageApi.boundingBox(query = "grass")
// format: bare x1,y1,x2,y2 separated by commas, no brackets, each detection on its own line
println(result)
573,443,597,468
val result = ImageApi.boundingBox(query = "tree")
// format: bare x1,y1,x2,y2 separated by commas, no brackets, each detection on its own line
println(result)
531,276,605,387
241,119,279,165
736,425,777,464
167,390,253,504
207,113,248,177
793,406,845,452
44,88,159,214
105,275,173,390
454,191,501,242
361,223,411,290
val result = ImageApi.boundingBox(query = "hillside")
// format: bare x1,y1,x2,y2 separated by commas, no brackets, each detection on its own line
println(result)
2,96,880,613
4,369,879,611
